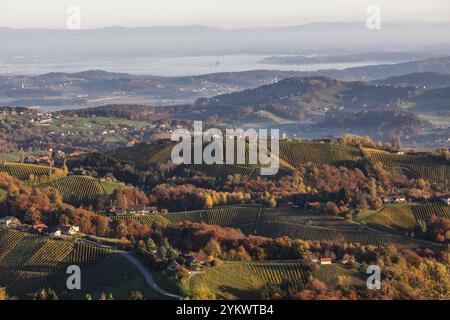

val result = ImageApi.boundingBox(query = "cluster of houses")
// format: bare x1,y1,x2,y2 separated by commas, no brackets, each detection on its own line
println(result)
311,257,333,265
32,223,80,237
106,205,158,216
383,196,406,204
166,254,203,273
0,216,21,228
0,217,79,238
24,155,55,166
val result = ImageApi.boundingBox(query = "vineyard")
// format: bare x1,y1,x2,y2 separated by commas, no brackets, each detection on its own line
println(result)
356,204,418,233
37,176,107,203
110,214,170,227
168,206,261,229
411,202,450,223
188,164,258,179
279,141,362,168
0,162,63,180
358,202,450,233
363,148,450,183
111,143,174,170
169,205,441,249
0,229,112,296
312,264,365,289
186,260,310,299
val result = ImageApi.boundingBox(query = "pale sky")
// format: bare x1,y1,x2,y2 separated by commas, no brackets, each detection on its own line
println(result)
0,0,449,29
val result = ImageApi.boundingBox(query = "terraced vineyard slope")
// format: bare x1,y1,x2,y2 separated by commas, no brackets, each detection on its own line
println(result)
358,202,450,232
0,229,166,299
186,260,309,299
279,141,362,168
0,162,64,180
169,206,441,249
37,176,107,202
363,148,450,184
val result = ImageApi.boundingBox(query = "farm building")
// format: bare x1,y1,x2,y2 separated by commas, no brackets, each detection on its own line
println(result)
383,196,406,204
128,204,150,215
439,195,450,205
107,207,126,216
58,225,80,235
304,202,321,210
0,216,21,228
51,229,63,237
167,260,181,272
319,258,332,265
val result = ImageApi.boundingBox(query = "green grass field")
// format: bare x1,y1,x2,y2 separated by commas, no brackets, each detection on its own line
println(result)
357,202,450,233
363,148,450,184
169,206,440,249
312,264,365,289
357,204,418,233
99,180,129,195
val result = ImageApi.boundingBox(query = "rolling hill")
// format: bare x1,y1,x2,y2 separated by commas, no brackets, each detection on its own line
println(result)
185,260,310,300
37,176,108,203
374,72,450,89
167,206,441,249
317,110,434,137
0,229,160,299
0,162,64,181
363,148,450,184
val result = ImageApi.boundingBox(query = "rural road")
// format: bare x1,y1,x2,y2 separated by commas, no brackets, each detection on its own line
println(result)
83,239,184,299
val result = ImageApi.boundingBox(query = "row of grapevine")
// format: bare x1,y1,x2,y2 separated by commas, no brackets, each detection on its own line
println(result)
279,141,362,168
255,221,438,249
188,164,257,179
188,260,310,299
110,214,170,227
0,229,113,296
0,162,62,180
37,175,107,202
411,202,450,223
242,261,310,285
168,206,261,229
261,208,361,231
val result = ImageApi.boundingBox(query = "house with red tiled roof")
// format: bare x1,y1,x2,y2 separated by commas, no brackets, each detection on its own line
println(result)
33,223,50,234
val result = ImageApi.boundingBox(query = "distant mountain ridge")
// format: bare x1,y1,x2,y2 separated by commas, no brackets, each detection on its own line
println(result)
1,21,450,58
373,72,450,88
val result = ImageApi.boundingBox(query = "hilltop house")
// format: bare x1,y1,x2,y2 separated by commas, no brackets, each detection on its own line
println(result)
99,173,116,182
439,195,450,205
167,260,181,272
128,204,149,215
58,225,80,235
319,258,332,265
0,216,21,228
383,196,406,204
24,155,54,166
304,202,321,210
32,223,50,234
106,207,127,216
126,140,138,148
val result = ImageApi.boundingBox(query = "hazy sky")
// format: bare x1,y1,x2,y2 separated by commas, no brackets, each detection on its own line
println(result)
1,0,449,29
